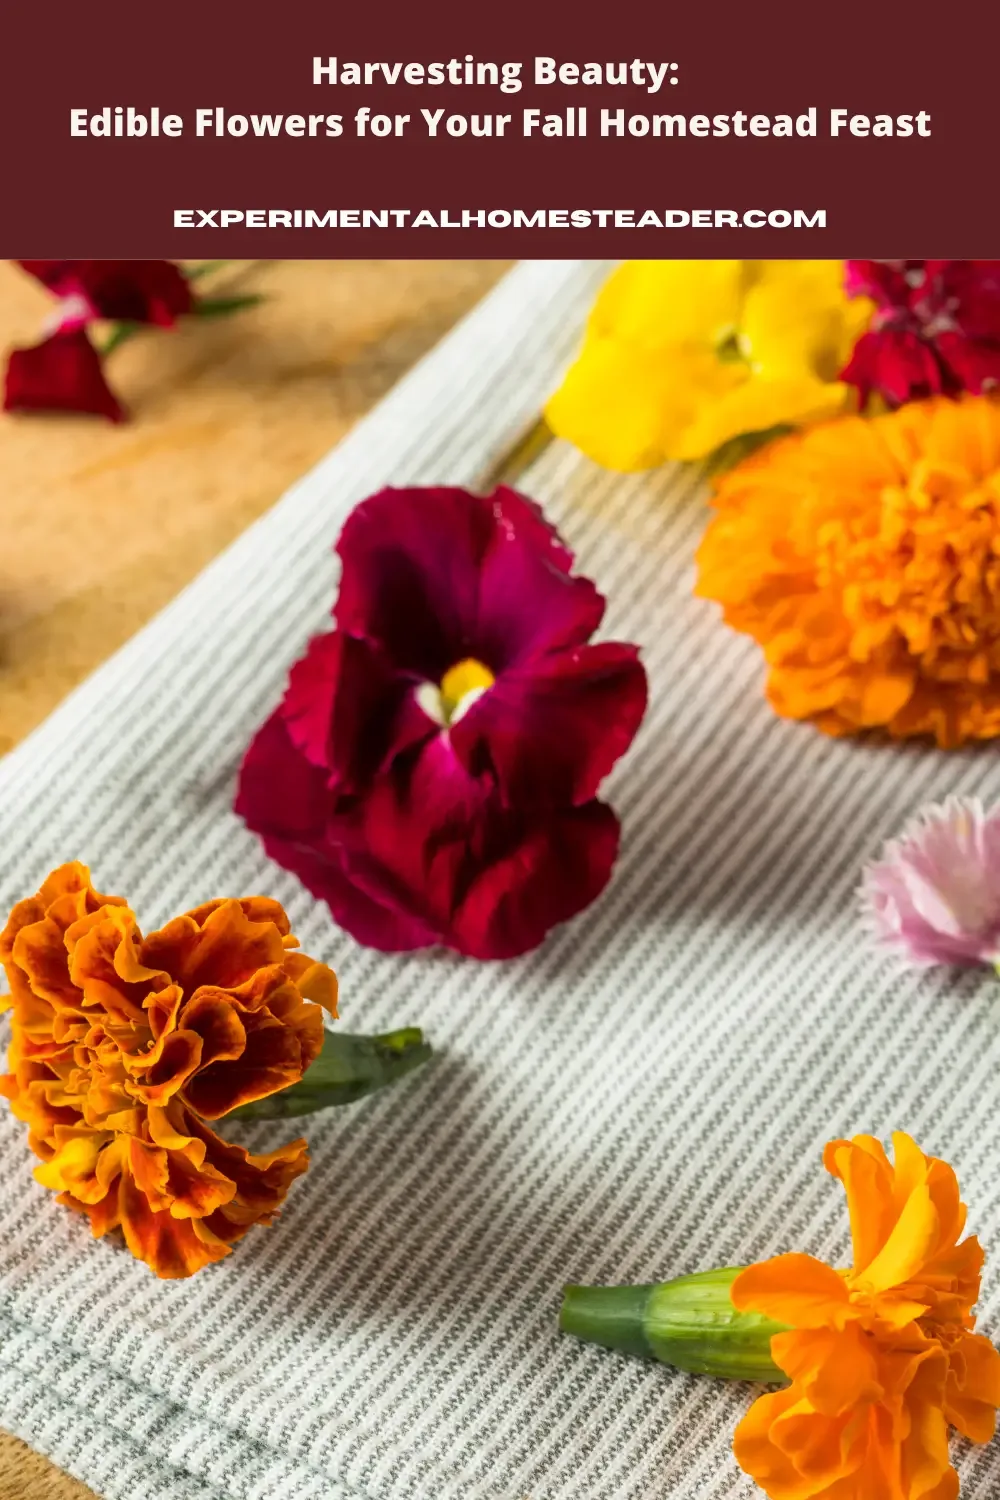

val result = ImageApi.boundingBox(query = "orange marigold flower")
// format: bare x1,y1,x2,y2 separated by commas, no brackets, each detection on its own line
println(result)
0,862,338,1279
731,1132,1000,1500
695,393,1000,747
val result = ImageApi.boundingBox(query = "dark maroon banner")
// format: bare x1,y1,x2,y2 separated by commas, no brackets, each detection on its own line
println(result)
3,0,999,256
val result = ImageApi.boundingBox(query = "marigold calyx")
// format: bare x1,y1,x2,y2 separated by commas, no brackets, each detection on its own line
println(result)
227,1025,432,1119
560,1268,786,1382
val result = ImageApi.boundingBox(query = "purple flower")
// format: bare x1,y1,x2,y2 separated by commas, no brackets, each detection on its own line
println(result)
861,797,1000,967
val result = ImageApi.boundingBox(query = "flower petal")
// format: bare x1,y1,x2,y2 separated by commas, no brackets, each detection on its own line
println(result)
334,743,623,958
861,797,1000,968
770,1325,883,1417
18,259,193,326
475,525,605,665
944,1330,1000,1443
588,259,746,351
733,1388,814,1500
2,864,335,1277
546,335,719,471
281,630,433,790
732,1253,851,1329
451,642,647,807
4,331,125,422
117,1168,230,1278
334,485,596,675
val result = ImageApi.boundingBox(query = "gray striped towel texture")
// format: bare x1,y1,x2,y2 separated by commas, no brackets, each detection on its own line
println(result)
2,260,1000,1500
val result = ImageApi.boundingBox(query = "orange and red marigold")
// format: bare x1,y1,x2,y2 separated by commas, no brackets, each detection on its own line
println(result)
695,393,1000,748
0,862,337,1278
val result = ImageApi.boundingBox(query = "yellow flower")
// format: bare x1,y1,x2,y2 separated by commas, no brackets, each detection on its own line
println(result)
545,260,871,470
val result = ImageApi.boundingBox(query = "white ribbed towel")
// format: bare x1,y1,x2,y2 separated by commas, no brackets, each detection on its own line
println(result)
2,261,1000,1500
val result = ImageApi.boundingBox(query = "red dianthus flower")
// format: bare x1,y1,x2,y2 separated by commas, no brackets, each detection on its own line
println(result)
842,259,1000,408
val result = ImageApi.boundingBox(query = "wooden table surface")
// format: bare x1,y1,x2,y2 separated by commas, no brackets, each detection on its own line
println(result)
0,257,510,1499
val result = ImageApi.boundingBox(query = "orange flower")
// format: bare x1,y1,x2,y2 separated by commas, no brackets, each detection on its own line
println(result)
731,1133,1000,1499
0,862,338,1278
695,394,1000,747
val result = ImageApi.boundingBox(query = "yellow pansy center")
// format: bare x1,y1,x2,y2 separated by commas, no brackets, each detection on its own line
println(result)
417,657,496,727
440,657,495,713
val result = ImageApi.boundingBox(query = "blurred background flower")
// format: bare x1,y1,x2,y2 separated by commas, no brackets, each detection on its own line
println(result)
3,259,261,422
545,259,870,469
842,259,1000,408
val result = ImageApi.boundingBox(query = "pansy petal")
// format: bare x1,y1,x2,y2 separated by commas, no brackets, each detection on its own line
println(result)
450,800,621,960
282,630,432,789
334,486,503,677
546,336,711,471
475,533,606,664
679,373,851,461
451,642,647,806
328,758,622,959
236,711,333,841
17,259,193,326
4,331,126,422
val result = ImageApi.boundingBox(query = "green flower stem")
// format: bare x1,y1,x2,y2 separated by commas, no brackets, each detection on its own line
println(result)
560,1267,788,1382
99,321,143,357
185,260,230,281
225,1026,431,1120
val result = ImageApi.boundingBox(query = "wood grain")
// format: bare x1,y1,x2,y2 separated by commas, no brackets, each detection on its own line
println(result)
0,256,510,1499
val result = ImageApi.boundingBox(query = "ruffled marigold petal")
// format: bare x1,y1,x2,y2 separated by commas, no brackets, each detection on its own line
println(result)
733,1133,999,1500
940,1329,1000,1444
734,1388,817,1500
770,1325,884,1418
1,867,337,1277
732,1252,852,1330
697,394,1000,746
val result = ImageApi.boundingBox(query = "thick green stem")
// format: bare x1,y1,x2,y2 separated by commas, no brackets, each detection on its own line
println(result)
225,1026,431,1120
560,1267,788,1383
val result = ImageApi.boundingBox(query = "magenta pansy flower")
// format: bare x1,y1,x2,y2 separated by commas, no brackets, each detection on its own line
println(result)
842,259,1000,408
235,486,648,960
861,796,1000,967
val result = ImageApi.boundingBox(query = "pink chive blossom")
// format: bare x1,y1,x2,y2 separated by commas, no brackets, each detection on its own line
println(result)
861,796,1000,967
